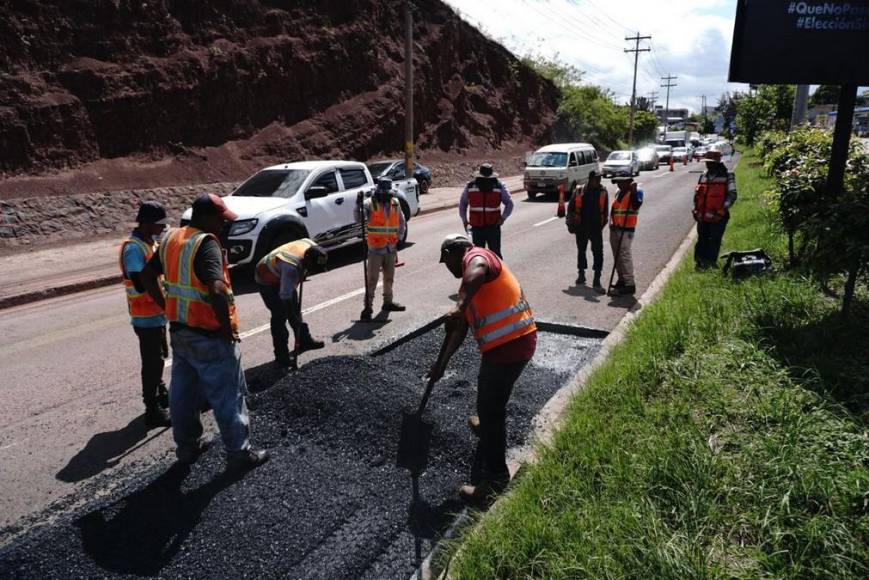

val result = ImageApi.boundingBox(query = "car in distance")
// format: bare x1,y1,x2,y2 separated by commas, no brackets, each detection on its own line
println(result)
367,159,432,194
181,160,419,267
523,143,599,199
672,146,689,162
602,150,639,177
654,144,673,164
636,147,659,170
692,145,708,161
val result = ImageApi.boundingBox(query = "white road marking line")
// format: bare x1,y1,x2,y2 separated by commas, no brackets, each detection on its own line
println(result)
165,282,383,367
533,216,559,227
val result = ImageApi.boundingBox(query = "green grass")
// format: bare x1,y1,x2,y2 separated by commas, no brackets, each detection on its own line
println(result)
447,151,869,578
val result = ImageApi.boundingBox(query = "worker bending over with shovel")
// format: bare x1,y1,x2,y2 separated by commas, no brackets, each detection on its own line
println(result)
255,238,327,368
428,234,537,505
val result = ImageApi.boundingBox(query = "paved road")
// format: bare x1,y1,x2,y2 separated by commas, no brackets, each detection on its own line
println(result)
0,160,712,535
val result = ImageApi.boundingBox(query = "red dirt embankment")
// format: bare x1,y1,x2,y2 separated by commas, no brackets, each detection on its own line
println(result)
0,0,561,199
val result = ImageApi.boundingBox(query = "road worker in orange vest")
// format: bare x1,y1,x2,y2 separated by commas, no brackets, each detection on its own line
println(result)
693,150,737,269
255,238,328,367
428,233,537,505
120,201,172,428
141,194,268,471
566,169,609,290
355,179,407,321
459,163,514,258
609,176,644,296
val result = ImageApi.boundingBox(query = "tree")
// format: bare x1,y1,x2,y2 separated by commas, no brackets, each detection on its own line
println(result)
633,110,659,143
734,85,796,145
635,96,654,112
810,85,840,106
700,117,715,135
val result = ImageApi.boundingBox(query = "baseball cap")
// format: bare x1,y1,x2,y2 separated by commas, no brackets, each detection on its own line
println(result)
439,233,472,262
191,193,238,221
375,178,393,193
135,201,171,225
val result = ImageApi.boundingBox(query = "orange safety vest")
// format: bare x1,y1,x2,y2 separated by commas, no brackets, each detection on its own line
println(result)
119,236,164,320
463,249,537,353
572,186,608,228
610,192,639,230
467,181,502,227
694,174,728,222
159,226,239,333
255,238,315,285
366,197,401,249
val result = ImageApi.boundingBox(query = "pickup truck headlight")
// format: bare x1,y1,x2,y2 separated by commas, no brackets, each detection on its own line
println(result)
228,219,258,236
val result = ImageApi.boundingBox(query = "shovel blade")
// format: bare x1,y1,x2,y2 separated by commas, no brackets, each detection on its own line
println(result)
396,411,432,473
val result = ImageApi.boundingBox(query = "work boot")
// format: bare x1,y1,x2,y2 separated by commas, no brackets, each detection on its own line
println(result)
176,438,209,465
226,448,270,472
468,415,481,437
157,385,170,409
592,272,603,289
360,306,373,321
613,284,636,296
275,353,294,368
575,271,586,285
382,301,406,312
144,403,171,429
297,323,325,352
459,478,508,506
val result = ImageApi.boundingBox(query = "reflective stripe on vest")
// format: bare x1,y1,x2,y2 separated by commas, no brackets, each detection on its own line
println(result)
160,226,239,332
366,198,400,249
119,236,164,320
255,238,314,285
610,194,639,229
463,251,536,353
467,183,502,227
694,175,728,222
573,187,608,228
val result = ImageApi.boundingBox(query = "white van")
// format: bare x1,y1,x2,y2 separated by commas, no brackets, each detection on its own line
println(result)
523,143,599,199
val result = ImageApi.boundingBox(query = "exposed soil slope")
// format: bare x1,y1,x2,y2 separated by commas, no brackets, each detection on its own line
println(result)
0,0,559,190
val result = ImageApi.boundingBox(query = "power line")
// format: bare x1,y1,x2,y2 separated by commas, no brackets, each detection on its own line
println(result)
520,0,625,52
582,0,634,33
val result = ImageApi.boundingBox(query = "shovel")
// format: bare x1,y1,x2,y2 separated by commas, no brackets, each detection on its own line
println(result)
396,376,437,474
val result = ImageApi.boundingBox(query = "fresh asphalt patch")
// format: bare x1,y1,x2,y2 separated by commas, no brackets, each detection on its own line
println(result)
0,327,602,579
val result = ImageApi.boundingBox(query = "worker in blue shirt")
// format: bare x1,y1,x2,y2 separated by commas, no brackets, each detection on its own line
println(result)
119,201,171,427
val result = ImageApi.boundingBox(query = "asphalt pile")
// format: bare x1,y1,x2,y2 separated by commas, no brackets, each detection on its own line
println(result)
0,329,601,579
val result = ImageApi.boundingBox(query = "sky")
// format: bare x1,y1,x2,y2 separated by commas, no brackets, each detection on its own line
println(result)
443,0,748,114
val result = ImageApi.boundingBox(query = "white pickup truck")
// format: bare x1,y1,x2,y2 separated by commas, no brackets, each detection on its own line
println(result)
182,160,419,267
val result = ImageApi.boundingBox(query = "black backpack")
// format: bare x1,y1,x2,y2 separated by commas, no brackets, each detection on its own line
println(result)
721,249,773,279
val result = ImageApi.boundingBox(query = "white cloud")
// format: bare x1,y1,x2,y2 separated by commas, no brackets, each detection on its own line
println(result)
443,0,749,113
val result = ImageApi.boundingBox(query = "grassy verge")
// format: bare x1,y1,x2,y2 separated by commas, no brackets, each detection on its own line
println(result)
448,151,868,578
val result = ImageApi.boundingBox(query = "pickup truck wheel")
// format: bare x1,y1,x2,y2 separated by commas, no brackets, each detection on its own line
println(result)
419,179,430,195
527,189,537,200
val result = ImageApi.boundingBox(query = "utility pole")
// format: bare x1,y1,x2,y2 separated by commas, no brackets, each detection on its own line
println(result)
646,91,659,110
701,95,707,132
661,74,678,138
791,84,810,128
625,32,651,147
404,1,414,178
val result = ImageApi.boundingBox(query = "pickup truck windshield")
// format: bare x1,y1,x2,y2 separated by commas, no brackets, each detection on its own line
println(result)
366,162,393,178
527,152,568,167
232,169,311,198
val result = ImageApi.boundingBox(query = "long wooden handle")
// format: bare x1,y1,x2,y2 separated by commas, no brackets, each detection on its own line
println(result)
416,377,437,416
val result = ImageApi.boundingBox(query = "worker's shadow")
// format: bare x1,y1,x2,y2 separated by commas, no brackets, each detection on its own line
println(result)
245,360,294,394
561,284,605,303
74,463,243,577
331,311,392,342
56,416,166,483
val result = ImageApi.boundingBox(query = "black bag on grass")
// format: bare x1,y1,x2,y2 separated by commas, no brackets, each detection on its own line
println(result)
721,249,773,280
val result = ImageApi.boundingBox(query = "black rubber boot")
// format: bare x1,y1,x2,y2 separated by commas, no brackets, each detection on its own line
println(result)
144,403,171,429
575,271,586,285
592,272,603,289
360,306,373,321
157,385,169,409
298,323,325,352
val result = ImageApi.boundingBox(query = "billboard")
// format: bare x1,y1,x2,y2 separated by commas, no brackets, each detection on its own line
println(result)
729,0,869,84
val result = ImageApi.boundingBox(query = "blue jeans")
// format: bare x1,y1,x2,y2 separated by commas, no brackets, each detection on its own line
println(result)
169,327,250,453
